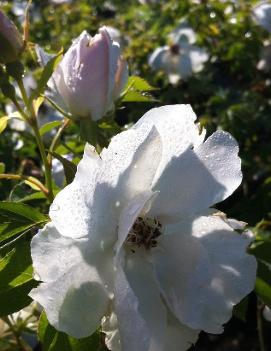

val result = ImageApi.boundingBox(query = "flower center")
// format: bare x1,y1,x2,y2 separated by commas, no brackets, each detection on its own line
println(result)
170,44,180,55
126,216,162,251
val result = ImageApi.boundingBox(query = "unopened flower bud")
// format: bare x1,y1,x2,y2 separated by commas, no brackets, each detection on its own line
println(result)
0,11,23,64
50,27,128,121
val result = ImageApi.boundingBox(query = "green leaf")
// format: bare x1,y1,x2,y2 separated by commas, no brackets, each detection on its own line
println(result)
38,311,102,351
0,201,48,223
40,120,62,136
255,260,271,308
0,279,37,316
0,240,38,316
251,241,271,265
17,191,47,203
255,278,271,308
0,222,37,244
127,76,157,91
0,162,5,173
0,116,9,133
48,151,76,185
122,90,156,102
0,202,48,245
29,50,62,103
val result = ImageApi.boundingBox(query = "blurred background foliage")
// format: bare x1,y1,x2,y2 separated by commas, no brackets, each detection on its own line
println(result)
0,0,271,350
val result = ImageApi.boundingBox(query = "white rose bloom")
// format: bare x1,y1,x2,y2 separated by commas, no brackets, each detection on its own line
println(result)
253,2,271,33
30,105,257,351
149,26,209,84
169,22,197,46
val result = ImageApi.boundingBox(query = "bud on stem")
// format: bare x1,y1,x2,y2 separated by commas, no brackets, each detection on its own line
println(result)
0,11,24,64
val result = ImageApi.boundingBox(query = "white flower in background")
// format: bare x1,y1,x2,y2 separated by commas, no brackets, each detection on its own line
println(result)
263,306,271,322
138,0,159,4
0,303,39,349
149,24,209,84
30,105,257,351
50,0,72,4
253,2,271,33
257,40,271,71
49,27,128,121
168,22,197,45
52,154,73,187
12,1,28,17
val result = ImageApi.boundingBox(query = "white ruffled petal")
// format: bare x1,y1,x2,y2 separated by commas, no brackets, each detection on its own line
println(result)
153,214,256,334
50,126,162,243
189,215,257,332
149,46,169,70
189,46,209,73
49,144,102,239
114,251,167,351
151,229,212,329
133,105,205,175
102,310,121,351
113,190,167,351
150,130,242,222
165,312,199,351
30,223,110,338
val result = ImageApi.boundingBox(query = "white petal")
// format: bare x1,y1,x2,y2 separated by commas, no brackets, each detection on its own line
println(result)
31,222,82,282
151,228,212,329
114,251,167,351
30,223,110,338
176,52,193,79
153,214,257,333
51,126,161,247
102,310,121,351
49,144,101,239
133,105,205,176
169,23,197,45
188,46,209,73
150,130,242,222
100,27,121,112
149,46,169,70
253,3,271,33
165,312,199,351
189,215,257,332
113,56,129,100
114,191,167,350
95,126,162,247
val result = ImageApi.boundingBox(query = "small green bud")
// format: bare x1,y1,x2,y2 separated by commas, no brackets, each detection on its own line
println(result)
0,11,23,64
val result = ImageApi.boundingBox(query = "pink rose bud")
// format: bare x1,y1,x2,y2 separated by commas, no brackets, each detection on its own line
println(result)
52,27,128,121
0,11,23,64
